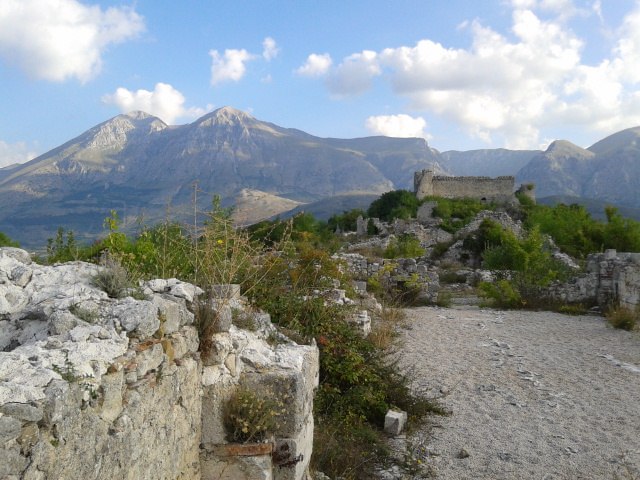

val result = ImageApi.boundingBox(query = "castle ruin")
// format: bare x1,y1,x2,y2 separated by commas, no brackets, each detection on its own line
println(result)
414,169,520,203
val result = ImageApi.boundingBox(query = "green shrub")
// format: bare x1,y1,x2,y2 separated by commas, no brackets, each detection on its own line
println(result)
479,279,523,309
327,209,366,232
478,227,573,309
435,291,453,307
0,231,19,248
431,240,454,260
429,196,494,233
246,247,441,477
367,190,420,221
383,234,425,259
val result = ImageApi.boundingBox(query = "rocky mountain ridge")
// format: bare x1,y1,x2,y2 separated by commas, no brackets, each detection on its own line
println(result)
0,107,442,247
1,107,639,247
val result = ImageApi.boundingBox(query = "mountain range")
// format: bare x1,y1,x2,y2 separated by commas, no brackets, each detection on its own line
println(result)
1,107,639,248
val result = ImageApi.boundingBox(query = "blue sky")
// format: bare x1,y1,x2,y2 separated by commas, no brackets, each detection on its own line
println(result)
1,0,640,167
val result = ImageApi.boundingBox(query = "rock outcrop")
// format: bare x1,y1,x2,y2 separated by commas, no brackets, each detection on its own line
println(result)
0,248,318,480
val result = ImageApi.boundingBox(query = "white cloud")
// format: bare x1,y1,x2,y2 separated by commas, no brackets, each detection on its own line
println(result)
262,37,279,61
0,140,38,168
308,2,640,148
209,48,255,85
326,50,381,96
365,114,429,139
102,83,207,124
296,53,333,77
0,0,144,83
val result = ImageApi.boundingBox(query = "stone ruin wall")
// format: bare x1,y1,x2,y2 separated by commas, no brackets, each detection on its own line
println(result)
547,250,640,310
0,248,318,480
414,169,515,202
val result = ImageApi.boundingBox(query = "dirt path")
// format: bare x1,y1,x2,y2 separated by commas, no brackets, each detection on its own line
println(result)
398,307,640,480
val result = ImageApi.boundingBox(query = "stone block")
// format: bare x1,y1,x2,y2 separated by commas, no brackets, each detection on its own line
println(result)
201,333,233,366
152,295,182,334
0,403,43,422
352,280,367,294
347,311,371,337
135,343,164,378
384,409,407,436
10,265,32,287
169,326,199,360
110,298,160,338
200,446,272,480
0,416,22,443
0,445,28,477
273,414,314,480
99,370,124,423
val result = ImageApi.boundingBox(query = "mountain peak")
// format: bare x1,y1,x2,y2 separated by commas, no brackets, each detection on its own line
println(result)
545,140,593,159
123,110,156,120
196,106,256,127
588,126,640,156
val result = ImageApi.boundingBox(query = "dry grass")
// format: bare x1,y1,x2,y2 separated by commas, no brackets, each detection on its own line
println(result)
606,306,639,331
369,305,406,351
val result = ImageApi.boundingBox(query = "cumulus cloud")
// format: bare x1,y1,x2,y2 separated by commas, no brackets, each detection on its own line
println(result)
0,0,144,83
326,50,381,97
296,53,333,77
102,83,207,124
262,37,279,61
306,1,640,148
209,48,255,85
365,114,429,139
0,140,38,168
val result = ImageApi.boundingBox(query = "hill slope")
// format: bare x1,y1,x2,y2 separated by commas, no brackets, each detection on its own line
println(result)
0,107,440,247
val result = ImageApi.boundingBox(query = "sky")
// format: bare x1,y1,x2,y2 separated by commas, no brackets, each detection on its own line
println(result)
1,0,640,168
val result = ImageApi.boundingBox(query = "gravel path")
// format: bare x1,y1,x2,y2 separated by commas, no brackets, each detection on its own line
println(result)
398,306,640,480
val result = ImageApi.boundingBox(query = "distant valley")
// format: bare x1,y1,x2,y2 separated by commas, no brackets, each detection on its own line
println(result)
1,106,638,248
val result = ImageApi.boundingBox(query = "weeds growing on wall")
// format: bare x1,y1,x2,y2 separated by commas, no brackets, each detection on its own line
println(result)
223,386,287,443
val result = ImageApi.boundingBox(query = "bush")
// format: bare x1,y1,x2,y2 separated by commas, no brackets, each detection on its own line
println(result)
429,196,494,233
0,231,19,248
246,247,441,478
327,209,366,233
606,307,638,331
91,257,135,299
367,190,420,222
479,279,522,309
479,227,572,309
223,386,287,443
383,234,425,259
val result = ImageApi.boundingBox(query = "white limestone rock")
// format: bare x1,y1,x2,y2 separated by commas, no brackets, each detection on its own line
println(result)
384,409,408,436
109,298,160,338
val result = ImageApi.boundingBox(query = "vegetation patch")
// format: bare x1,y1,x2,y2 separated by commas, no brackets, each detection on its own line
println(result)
606,306,639,331
223,386,287,443
383,234,425,259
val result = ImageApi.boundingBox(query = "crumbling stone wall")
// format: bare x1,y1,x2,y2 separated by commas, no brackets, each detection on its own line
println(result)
0,248,318,480
336,253,440,303
547,250,640,309
414,169,515,202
